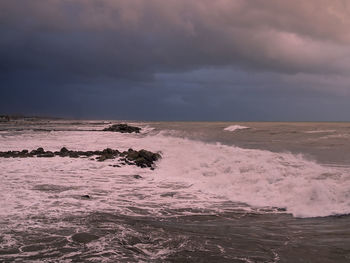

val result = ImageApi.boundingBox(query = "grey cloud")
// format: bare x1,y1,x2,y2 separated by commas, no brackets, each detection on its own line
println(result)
1,0,350,79
1,0,350,120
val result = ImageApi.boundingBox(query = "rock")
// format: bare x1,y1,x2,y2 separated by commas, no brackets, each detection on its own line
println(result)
125,149,162,168
69,152,79,158
126,149,139,159
81,195,90,199
133,175,143,179
71,232,99,243
102,148,114,154
103,124,141,133
60,147,69,153
139,149,161,162
30,147,45,155
97,154,115,162
36,147,45,154
37,151,55,158
0,147,161,169
80,151,94,157
97,155,107,162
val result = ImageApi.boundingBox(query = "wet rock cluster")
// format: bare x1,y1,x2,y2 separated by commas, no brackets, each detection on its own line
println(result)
0,147,161,169
121,148,162,168
103,123,141,133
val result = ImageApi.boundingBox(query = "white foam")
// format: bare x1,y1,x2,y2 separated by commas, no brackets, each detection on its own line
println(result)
149,134,350,218
304,130,336,134
224,125,250,132
139,125,156,134
1,128,350,219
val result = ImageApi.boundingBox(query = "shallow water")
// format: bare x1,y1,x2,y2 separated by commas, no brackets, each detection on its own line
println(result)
0,120,350,262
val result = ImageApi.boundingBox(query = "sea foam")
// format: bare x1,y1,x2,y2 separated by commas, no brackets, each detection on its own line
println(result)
224,125,250,132
1,127,350,218
150,133,350,218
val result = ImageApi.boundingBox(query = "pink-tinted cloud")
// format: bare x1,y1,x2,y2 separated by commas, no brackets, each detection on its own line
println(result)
1,0,350,75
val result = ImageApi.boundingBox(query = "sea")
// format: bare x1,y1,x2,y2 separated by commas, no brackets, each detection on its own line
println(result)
0,119,350,262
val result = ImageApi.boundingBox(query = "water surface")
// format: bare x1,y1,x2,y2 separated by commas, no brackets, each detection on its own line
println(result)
0,120,350,262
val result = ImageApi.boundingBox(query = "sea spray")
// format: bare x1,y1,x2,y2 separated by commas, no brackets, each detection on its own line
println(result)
224,125,250,132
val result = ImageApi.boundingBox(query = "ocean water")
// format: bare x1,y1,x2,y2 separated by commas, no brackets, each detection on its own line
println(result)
0,120,350,262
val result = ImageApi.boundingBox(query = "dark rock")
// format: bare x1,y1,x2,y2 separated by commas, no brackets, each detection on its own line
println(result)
126,148,138,159
97,155,107,162
97,153,117,161
69,152,79,158
37,151,55,158
57,151,68,157
134,158,149,168
133,175,142,179
60,147,69,153
36,147,45,154
103,124,141,133
102,148,114,154
139,149,161,162
30,148,45,155
81,195,90,199
125,149,162,168
0,147,161,169
80,151,94,157
71,232,99,243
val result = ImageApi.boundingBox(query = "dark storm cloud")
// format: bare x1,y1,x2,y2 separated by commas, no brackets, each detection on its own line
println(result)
2,0,350,77
1,0,350,120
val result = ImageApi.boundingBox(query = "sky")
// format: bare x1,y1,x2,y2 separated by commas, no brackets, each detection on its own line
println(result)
1,0,350,121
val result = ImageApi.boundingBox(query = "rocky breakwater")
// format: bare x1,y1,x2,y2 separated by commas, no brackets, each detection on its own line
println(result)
103,123,141,133
0,147,161,169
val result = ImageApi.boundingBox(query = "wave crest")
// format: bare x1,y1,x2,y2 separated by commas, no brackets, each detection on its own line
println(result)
224,125,250,132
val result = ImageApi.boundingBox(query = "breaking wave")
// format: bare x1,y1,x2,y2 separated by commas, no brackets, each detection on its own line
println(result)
224,125,250,132
151,133,350,218
1,127,350,219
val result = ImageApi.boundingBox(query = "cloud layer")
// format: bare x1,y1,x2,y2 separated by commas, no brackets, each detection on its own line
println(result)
1,0,350,120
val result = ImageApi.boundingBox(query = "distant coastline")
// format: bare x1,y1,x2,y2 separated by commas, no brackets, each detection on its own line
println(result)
0,114,64,122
